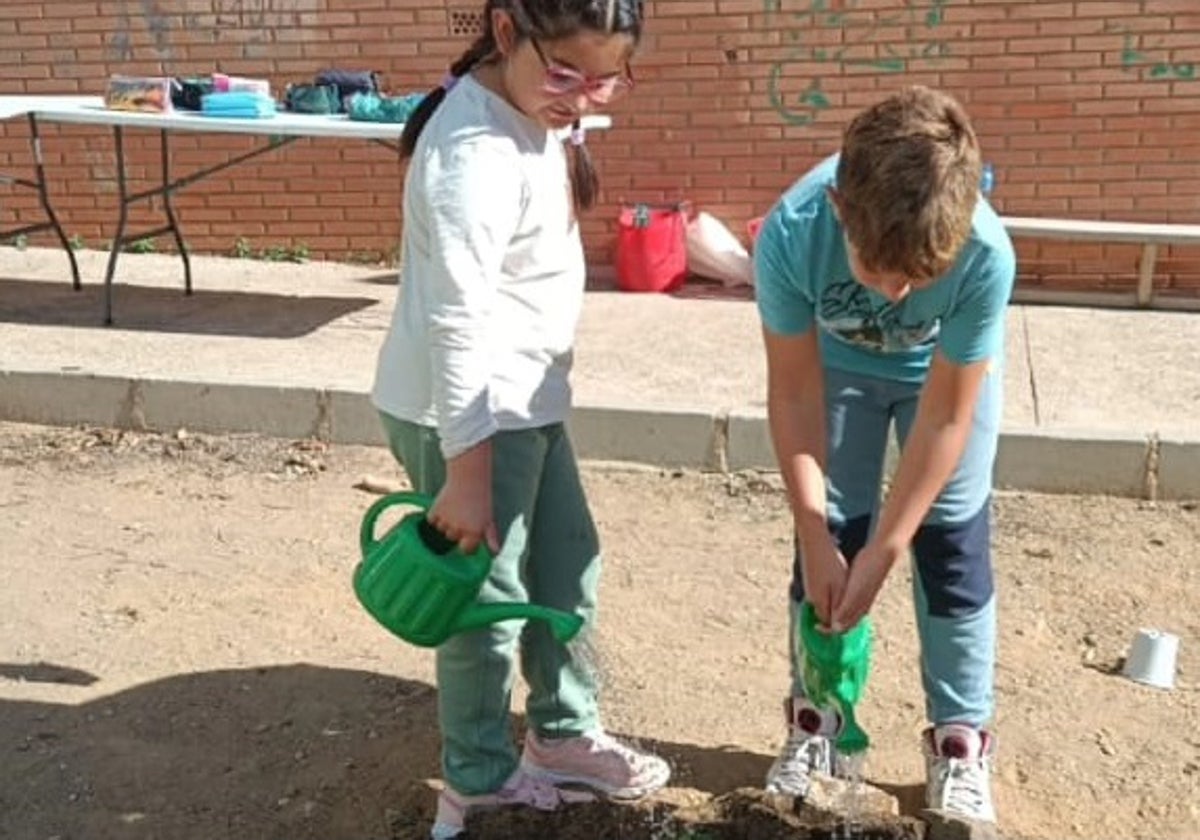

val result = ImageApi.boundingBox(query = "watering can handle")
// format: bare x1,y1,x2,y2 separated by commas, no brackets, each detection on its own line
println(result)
360,491,432,556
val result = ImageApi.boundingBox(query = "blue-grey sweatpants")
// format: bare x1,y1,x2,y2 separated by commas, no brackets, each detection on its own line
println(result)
790,365,1001,727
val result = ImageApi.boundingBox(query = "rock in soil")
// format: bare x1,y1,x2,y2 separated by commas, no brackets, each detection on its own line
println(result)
804,774,900,817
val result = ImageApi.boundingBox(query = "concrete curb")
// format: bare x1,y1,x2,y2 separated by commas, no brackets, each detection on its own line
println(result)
2,368,1197,500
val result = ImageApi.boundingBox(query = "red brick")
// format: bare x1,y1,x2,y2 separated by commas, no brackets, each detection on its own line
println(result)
0,0,1195,292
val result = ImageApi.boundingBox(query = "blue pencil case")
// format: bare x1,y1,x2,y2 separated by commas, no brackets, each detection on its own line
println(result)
200,91,277,118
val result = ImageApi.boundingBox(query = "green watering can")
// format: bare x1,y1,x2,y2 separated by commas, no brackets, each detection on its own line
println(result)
353,492,585,648
798,601,873,754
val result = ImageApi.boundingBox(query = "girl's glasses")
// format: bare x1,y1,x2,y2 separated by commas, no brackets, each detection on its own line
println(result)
530,37,634,104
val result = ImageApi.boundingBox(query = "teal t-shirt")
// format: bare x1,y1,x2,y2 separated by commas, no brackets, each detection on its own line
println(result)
755,155,1017,383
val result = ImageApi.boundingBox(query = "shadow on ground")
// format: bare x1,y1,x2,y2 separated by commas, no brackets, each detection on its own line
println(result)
0,277,377,338
0,663,955,840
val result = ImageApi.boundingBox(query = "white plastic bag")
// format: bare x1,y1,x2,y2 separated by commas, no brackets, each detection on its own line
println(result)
686,211,753,287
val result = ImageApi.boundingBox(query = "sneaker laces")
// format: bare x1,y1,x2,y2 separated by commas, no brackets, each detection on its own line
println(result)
771,727,830,791
933,755,990,816
585,730,658,775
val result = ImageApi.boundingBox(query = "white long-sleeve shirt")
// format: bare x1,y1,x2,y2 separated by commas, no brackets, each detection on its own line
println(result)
371,74,586,459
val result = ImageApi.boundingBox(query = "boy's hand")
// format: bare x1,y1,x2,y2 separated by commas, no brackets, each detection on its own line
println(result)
800,529,850,628
831,541,901,631
427,440,501,556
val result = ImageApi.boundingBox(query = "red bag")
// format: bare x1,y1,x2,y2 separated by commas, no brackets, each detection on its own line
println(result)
615,202,688,293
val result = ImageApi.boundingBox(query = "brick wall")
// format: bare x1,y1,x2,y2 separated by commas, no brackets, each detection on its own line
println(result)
2,0,1199,295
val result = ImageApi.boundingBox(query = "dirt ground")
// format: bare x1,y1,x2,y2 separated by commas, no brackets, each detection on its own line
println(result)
0,421,1197,840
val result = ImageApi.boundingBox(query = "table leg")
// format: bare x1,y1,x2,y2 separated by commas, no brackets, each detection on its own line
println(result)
1,114,85,291
102,125,129,326
27,114,82,291
159,129,192,295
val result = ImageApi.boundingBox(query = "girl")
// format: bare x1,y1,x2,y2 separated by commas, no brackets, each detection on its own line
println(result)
370,1,669,837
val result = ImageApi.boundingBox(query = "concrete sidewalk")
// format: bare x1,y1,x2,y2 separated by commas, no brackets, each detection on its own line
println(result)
2,247,1198,497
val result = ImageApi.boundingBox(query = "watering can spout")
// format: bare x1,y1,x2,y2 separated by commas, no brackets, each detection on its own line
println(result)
454,602,585,643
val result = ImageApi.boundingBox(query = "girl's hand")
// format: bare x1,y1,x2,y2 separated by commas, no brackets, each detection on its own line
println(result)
426,441,500,555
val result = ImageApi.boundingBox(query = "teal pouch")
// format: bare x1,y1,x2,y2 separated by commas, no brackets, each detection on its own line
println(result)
346,91,424,123
284,83,341,115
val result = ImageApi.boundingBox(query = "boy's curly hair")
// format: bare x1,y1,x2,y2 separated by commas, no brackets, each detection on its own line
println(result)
835,86,982,282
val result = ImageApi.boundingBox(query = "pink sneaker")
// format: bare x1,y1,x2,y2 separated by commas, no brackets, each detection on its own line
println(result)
520,729,671,800
430,767,591,840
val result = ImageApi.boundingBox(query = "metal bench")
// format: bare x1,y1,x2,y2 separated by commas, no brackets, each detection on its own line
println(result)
1002,216,1200,310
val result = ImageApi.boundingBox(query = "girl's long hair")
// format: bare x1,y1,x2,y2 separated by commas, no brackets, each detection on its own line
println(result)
399,0,643,211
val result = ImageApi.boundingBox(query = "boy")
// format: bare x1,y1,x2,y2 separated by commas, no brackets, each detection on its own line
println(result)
753,86,1016,823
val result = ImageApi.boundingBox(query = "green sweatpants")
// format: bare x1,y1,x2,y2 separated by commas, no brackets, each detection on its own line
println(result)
379,413,602,795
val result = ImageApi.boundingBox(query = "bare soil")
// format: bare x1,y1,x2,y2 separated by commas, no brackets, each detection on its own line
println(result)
0,422,1197,840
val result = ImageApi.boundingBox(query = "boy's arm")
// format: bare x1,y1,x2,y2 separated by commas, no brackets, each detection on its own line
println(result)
754,202,825,525
830,353,988,628
873,351,989,552
764,326,849,623
831,243,1015,630
764,327,828,536
756,202,850,622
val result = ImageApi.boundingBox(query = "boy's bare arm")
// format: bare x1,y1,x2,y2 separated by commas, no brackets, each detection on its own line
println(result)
832,351,989,629
876,351,989,551
763,326,847,622
763,326,827,536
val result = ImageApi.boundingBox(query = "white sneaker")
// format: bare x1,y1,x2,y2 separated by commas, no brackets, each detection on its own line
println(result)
923,724,996,823
764,696,841,796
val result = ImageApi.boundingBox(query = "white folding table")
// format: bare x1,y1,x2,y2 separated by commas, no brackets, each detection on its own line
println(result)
2,95,611,324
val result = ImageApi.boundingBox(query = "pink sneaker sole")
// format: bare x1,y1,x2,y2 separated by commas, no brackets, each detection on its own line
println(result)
520,730,673,801
520,761,668,800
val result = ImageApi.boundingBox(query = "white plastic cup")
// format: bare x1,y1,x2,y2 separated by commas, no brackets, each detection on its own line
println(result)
1123,628,1180,689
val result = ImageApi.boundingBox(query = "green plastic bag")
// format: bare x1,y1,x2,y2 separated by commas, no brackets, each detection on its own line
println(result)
798,601,873,753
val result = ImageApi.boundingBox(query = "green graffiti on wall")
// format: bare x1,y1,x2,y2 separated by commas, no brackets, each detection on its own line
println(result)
765,0,951,126
1118,30,1195,80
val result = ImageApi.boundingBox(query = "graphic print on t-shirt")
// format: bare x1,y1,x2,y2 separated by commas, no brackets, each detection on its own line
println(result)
817,279,940,353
